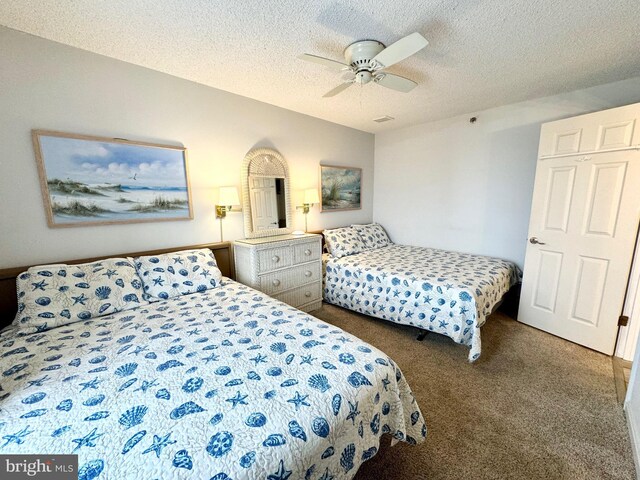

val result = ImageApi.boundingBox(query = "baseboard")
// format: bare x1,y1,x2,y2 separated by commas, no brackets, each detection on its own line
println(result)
624,404,640,478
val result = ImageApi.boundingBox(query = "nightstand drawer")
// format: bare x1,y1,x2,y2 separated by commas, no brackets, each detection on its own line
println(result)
275,281,322,307
260,262,322,295
257,246,293,273
293,240,321,264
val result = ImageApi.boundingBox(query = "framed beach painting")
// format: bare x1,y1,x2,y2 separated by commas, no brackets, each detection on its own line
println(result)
32,130,193,227
320,165,362,212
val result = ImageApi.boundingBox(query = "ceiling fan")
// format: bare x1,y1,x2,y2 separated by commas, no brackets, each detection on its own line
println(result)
299,32,428,97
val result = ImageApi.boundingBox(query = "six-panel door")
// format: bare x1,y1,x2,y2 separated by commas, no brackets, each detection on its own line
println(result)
519,150,640,354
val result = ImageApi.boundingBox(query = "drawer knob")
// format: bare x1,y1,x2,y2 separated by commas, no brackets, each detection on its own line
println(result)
305,291,312,298
304,249,312,256
272,255,280,263
272,279,281,287
305,271,312,277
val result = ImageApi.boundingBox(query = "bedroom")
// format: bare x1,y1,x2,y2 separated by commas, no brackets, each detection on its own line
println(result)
0,1,639,479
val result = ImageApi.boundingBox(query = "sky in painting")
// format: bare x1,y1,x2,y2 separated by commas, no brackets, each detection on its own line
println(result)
322,167,361,189
39,135,188,188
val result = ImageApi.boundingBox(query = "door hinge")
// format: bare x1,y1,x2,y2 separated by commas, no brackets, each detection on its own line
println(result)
619,315,630,327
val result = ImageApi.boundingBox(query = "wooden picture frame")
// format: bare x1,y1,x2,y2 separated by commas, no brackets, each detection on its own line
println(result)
320,164,362,212
32,130,193,228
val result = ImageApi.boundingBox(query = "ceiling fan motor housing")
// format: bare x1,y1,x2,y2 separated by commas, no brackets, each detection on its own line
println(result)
344,40,385,83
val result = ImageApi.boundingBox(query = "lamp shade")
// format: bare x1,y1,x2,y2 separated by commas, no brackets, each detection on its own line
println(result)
304,188,320,205
218,186,240,206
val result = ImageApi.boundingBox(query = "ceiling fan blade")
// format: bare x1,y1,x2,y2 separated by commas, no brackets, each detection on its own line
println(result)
375,73,418,93
323,82,353,97
298,53,349,71
341,71,356,81
371,32,428,69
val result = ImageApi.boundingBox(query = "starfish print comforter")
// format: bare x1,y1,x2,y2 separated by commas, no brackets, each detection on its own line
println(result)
323,245,521,361
0,279,425,479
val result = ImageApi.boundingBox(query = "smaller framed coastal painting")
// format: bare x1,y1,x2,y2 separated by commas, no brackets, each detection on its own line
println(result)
32,130,193,228
320,165,362,212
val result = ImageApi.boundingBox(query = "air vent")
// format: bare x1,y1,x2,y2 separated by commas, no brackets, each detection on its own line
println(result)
373,115,395,123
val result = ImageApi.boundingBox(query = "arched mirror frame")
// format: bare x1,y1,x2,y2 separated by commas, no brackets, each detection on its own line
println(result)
241,147,293,238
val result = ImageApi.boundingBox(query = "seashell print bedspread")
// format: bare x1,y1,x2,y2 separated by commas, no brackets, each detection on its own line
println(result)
323,245,521,362
0,279,425,479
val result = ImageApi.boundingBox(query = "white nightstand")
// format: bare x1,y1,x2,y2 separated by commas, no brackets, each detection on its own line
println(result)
233,234,322,312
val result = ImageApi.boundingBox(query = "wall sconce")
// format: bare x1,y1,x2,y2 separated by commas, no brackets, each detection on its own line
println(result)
216,186,240,241
297,188,320,232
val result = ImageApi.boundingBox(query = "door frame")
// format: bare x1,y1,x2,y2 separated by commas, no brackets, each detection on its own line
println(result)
616,228,640,360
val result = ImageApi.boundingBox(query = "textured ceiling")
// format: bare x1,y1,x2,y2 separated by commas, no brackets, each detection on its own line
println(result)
1,0,639,133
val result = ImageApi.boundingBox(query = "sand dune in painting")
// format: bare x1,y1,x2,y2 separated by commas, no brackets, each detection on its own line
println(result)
48,179,189,222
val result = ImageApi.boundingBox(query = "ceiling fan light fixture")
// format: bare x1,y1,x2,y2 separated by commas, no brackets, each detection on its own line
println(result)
355,71,373,85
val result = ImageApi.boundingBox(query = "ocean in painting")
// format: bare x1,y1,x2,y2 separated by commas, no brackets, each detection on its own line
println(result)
48,182,190,223
37,134,191,225
321,166,361,211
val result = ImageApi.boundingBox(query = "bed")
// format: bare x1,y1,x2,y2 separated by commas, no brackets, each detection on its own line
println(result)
0,242,426,480
320,226,521,362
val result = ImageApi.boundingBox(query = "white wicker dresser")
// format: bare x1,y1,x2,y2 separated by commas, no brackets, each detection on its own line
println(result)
233,234,323,312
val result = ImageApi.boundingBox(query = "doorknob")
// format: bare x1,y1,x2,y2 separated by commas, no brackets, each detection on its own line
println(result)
529,237,546,245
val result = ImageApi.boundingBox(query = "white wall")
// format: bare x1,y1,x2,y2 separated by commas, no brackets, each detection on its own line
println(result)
0,27,374,268
625,314,640,473
373,77,640,269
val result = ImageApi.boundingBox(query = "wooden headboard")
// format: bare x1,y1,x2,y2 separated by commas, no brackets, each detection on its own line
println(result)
0,242,234,329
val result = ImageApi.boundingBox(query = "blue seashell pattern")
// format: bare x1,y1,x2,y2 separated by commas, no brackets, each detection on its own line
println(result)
119,405,148,429
323,226,368,259
78,459,104,480
134,249,222,301
244,412,267,428
0,279,425,479
14,258,146,334
323,239,521,361
308,373,330,393
288,420,307,442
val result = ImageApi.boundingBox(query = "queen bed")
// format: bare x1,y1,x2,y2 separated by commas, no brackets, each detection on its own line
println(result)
320,225,521,362
0,242,426,480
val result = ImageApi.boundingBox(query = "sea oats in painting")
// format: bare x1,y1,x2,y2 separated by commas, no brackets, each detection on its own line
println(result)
32,130,192,227
320,165,362,212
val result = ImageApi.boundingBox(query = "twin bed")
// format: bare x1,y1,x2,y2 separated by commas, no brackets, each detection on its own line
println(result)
320,224,521,362
0,242,425,480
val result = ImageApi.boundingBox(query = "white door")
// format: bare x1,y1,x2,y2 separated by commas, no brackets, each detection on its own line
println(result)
519,148,640,354
249,177,279,231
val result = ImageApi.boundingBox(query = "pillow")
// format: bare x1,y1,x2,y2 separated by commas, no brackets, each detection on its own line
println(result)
14,258,146,333
352,223,391,250
323,227,366,259
134,249,222,300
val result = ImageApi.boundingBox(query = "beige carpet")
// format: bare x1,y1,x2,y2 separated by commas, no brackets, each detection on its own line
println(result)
312,304,635,480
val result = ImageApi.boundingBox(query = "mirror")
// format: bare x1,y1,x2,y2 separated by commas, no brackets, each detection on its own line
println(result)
241,148,293,238
248,176,287,231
